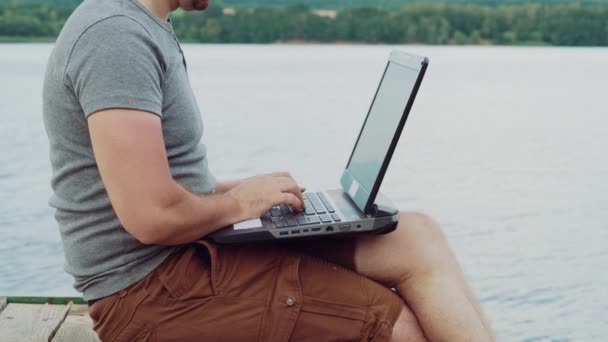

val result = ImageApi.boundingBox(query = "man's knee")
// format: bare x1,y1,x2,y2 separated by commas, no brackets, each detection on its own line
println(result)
351,212,453,289
398,212,445,243
395,212,452,274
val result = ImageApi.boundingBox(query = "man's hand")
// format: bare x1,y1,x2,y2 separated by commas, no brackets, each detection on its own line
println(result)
226,173,305,221
216,172,306,194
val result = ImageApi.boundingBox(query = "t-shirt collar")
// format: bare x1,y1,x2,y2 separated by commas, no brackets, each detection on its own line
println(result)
128,0,174,33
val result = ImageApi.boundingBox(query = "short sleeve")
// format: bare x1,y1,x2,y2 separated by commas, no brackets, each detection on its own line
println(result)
65,16,166,118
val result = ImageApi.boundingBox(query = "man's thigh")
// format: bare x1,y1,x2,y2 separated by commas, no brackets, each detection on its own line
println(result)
90,240,403,341
290,254,403,341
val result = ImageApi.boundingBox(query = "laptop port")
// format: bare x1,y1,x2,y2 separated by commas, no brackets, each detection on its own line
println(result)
312,228,321,232
356,224,362,229
326,226,334,232
339,224,351,232
303,229,309,233
279,231,288,236
291,230,300,235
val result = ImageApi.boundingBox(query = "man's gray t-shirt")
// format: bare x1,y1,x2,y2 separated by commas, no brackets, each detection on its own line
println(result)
42,0,216,301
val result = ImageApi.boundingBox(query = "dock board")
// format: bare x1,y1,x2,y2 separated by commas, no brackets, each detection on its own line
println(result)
0,297,99,342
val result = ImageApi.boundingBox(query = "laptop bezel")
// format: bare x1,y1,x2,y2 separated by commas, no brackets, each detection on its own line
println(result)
340,50,429,215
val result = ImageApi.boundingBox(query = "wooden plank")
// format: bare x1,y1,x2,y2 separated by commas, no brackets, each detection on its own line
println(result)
0,303,71,342
7,297,86,305
52,305,100,342
0,297,7,313
67,304,90,316
52,315,99,342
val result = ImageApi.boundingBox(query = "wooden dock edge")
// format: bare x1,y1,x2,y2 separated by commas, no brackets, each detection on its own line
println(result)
0,297,7,313
0,297,99,342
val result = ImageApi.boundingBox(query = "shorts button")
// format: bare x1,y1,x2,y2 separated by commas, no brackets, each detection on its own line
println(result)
286,297,295,306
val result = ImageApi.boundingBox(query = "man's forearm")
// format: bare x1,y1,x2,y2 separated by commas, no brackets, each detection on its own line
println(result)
127,174,304,246
215,179,244,194
141,185,242,246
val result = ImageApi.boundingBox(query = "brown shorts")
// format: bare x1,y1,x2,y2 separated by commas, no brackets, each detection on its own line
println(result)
89,240,403,341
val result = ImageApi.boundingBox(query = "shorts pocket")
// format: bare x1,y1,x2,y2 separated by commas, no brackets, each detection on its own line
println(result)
176,296,266,341
100,286,150,342
302,296,369,321
157,245,214,302
291,296,374,342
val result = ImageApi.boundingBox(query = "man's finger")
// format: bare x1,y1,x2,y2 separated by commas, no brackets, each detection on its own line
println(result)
270,172,290,178
277,177,304,203
275,192,303,211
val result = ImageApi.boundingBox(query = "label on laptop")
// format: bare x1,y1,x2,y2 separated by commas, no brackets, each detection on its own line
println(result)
348,181,360,199
234,218,263,230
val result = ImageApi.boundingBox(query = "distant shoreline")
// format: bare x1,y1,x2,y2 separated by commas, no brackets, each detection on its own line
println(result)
2,3,608,47
0,36,56,43
0,37,554,46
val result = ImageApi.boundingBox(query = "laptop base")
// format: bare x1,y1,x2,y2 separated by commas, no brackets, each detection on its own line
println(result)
208,190,400,244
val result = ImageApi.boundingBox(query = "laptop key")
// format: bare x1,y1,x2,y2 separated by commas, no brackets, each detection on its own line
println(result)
309,202,326,214
280,205,292,216
316,192,329,203
270,207,282,217
304,206,316,216
316,192,336,213
297,216,311,225
319,215,332,223
331,214,342,222
275,220,288,229
309,216,321,224
306,193,324,208
286,218,299,227
271,217,283,223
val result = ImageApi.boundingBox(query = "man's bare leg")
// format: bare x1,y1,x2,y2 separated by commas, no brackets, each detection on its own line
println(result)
392,307,428,342
355,213,494,341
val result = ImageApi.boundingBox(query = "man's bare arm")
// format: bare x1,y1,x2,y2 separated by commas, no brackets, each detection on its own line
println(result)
88,109,304,246
215,179,245,194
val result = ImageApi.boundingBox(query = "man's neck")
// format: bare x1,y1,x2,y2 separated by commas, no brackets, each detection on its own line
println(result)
138,0,178,21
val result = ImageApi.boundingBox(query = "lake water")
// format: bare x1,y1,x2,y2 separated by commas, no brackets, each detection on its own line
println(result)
0,44,607,340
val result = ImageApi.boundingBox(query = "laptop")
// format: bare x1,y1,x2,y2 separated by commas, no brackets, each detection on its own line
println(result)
209,50,429,244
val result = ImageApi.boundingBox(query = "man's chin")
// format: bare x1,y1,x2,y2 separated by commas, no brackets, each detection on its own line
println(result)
181,0,209,11
194,0,209,10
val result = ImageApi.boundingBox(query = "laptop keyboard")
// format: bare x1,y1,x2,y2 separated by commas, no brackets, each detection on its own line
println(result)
263,192,341,229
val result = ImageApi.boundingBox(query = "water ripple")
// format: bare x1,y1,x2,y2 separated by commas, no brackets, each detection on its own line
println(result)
2,44,608,340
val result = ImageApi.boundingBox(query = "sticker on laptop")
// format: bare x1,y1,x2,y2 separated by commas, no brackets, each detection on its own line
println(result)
234,218,263,230
348,181,359,199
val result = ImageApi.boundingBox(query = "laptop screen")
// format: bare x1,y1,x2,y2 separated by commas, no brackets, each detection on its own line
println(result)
345,59,422,212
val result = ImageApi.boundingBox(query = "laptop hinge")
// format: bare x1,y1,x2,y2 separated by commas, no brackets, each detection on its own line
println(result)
370,203,399,218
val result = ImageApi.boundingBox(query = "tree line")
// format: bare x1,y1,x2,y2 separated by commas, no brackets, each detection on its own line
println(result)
8,0,608,9
1,3,608,46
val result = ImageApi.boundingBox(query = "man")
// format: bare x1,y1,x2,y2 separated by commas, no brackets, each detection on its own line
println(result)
42,0,494,340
